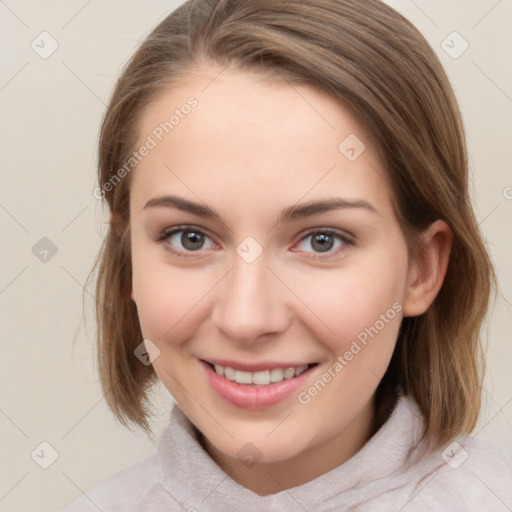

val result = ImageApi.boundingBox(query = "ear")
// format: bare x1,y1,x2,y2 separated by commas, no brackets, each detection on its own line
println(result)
402,220,453,317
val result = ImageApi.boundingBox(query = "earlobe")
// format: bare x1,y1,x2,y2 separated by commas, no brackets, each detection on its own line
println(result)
402,220,453,317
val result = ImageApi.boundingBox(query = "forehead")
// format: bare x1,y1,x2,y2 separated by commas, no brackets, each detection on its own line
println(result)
139,65,365,147
131,66,394,217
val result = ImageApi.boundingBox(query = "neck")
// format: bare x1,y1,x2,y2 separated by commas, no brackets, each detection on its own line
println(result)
201,395,377,496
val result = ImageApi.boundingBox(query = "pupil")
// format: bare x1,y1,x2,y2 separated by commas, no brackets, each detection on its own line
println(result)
312,233,333,253
182,231,204,250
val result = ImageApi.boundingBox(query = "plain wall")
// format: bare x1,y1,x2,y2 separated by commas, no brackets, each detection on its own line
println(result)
0,1,510,510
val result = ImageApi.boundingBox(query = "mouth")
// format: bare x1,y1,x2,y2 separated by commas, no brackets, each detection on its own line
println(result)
199,359,320,409
201,360,319,386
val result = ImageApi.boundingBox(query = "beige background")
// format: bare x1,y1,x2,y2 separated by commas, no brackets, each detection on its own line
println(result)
0,1,510,510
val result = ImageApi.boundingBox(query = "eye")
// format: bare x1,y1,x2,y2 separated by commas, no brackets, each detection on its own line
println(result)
154,226,354,260
156,226,216,258
293,229,354,259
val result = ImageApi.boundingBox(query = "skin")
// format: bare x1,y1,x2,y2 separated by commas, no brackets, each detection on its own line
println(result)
129,63,453,495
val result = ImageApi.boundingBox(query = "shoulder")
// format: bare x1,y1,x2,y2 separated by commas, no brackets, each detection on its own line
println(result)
404,434,512,511
60,453,163,512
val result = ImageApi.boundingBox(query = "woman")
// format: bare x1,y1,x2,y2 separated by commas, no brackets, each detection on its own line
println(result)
62,0,512,510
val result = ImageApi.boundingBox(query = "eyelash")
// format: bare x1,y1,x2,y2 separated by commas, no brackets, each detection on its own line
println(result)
154,225,355,261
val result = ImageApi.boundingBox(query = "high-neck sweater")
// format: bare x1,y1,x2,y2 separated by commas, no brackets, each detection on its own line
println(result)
61,393,512,511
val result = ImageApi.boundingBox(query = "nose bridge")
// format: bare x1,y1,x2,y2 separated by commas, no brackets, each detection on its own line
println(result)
212,248,288,343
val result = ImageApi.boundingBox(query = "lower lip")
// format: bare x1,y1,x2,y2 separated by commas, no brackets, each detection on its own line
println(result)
200,360,317,409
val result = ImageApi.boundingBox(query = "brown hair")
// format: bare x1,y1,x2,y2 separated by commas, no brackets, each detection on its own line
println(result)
88,0,497,447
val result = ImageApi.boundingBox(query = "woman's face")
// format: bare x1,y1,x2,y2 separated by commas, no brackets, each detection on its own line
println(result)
129,64,417,476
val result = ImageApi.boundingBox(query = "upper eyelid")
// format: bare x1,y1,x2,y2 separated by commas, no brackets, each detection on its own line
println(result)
300,227,353,240
158,224,215,240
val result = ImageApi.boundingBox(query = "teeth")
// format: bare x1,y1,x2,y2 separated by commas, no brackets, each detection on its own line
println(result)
212,363,310,385
270,368,284,382
284,368,295,379
295,365,308,377
253,370,271,385
234,370,253,384
224,367,235,380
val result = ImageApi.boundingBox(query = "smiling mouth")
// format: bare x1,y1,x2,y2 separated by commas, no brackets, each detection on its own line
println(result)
202,361,319,386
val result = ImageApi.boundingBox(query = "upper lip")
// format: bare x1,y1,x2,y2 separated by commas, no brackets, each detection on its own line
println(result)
201,358,317,372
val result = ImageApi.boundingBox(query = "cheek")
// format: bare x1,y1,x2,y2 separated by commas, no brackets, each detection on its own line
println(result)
305,279,401,353
289,249,407,355
131,247,212,344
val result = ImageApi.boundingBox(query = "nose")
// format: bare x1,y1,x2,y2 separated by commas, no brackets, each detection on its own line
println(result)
211,252,291,345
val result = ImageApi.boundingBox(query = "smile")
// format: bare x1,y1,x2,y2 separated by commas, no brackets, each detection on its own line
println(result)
210,363,310,385
200,359,319,409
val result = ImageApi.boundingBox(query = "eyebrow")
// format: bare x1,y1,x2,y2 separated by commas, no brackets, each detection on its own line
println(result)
143,195,378,223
